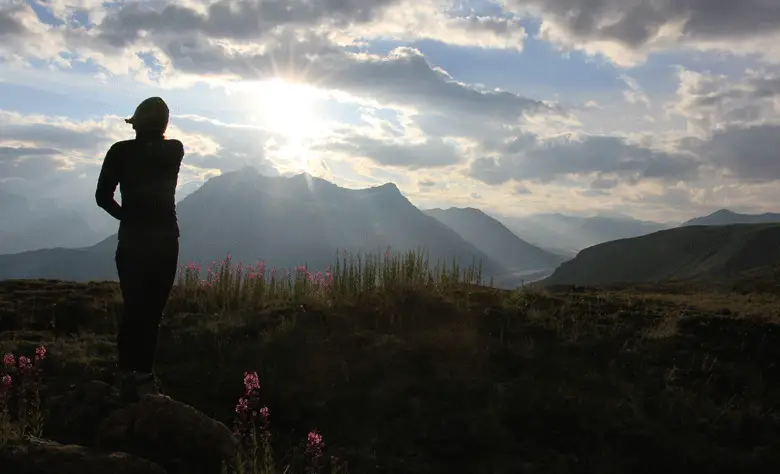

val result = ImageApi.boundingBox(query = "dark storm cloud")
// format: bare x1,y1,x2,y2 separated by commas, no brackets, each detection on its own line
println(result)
96,0,400,47
508,0,780,47
699,123,780,183
469,134,701,185
0,4,27,37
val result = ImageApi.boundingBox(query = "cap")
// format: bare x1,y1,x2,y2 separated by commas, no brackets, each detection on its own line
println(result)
125,97,170,127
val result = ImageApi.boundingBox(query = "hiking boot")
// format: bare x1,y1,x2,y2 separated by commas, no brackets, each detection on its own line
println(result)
117,371,163,402
135,372,164,397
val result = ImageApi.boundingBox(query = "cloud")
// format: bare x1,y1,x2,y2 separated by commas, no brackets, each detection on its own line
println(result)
590,175,619,190
697,123,780,183
513,183,531,194
326,133,464,169
0,110,282,194
0,2,554,125
469,132,701,186
155,39,554,123
0,146,67,180
673,68,780,135
0,4,26,37
0,121,112,150
620,74,650,107
94,0,400,47
501,0,780,65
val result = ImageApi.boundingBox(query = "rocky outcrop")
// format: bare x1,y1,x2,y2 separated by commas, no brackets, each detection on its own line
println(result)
0,437,166,474
98,392,238,474
3,381,239,474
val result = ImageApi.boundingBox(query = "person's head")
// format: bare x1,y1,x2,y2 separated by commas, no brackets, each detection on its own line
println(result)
125,97,170,135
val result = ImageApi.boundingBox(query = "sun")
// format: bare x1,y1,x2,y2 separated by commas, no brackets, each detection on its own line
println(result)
241,78,326,141
232,78,331,173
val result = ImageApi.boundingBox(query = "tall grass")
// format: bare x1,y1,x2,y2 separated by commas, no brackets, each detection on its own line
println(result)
174,248,486,312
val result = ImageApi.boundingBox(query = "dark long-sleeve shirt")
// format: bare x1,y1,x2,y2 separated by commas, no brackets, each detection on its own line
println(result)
96,136,185,244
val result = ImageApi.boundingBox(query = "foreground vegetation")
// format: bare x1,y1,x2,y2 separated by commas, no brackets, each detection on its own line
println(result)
1,249,779,473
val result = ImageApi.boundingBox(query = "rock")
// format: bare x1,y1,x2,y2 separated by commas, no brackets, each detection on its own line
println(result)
97,393,239,474
46,381,239,474
46,380,124,447
0,437,166,474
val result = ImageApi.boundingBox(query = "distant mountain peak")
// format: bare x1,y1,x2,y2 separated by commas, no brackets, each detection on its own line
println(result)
712,209,736,215
373,182,399,190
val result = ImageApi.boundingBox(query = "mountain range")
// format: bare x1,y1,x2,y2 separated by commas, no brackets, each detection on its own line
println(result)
0,169,562,286
496,212,674,253
3,168,780,289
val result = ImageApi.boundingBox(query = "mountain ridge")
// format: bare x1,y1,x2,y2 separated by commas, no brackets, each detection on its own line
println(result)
681,209,780,227
424,207,564,275
0,172,509,283
541,223,780,287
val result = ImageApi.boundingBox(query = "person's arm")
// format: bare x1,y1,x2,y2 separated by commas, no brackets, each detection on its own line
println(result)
95,144,123,221
172,139,185,166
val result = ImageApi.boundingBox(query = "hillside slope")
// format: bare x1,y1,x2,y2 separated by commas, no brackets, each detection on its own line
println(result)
424,207,564,271
541,223,780,286
682,209,780,226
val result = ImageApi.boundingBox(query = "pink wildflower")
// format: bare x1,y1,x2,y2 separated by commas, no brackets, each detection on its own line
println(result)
2,353,14,369
307,430,324,457
258,406,269,422
306,271,312,281
18,356,31,374
235,397,249,415
258,261,267,274
34,345,46,363
243,371,260,394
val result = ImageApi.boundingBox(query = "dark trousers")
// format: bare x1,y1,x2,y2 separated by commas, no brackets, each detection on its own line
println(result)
115,238,179,374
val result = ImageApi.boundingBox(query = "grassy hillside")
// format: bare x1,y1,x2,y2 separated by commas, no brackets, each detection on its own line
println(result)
542,223,780,287
2,251,780,472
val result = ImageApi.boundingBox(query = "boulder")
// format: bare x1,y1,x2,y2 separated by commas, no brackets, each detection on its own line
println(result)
46,381,238,474
0,437,166,474
97,393,239,474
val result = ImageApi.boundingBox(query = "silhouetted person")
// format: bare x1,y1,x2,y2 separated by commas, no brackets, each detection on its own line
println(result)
95,97,184,401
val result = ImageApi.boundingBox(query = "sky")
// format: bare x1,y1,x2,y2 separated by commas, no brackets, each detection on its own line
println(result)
2,0,780,225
